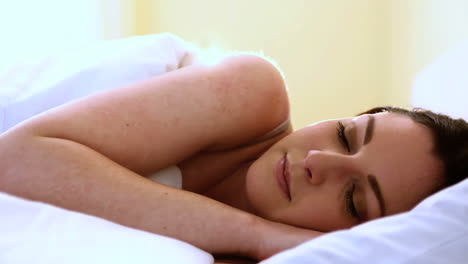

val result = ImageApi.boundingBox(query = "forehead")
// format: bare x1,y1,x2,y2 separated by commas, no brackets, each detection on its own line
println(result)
365,113,443,214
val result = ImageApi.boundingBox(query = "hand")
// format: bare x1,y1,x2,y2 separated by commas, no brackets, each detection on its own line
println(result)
252,218,324,260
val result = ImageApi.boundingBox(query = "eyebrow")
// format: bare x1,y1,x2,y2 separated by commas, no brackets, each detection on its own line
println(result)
368,174,386,217
363,115,375,145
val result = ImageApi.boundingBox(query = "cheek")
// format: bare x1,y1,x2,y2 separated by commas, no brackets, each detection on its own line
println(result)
288,129,334,153
245,159,285,217
246,161,354,231
273,195,353,231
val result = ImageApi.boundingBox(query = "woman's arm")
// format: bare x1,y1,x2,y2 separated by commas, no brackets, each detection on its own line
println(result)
0,132,320,259
8,55,289,175
0,55,320,259
0,132,256,254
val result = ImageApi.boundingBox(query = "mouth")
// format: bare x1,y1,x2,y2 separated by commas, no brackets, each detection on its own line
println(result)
275,154,291,201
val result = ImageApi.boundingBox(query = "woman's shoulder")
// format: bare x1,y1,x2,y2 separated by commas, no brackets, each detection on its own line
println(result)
204,54,291,151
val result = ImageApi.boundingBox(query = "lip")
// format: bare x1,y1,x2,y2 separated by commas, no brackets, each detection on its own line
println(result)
275,154,291,201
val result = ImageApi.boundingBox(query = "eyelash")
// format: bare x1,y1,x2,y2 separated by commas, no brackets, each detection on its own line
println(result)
338,122,360,220
337,122,351,152
345,182,360,220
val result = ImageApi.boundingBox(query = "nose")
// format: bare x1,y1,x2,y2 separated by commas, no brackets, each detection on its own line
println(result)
303,150,357,185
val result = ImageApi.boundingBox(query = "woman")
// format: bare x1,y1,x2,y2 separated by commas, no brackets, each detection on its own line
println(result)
0,54,467,262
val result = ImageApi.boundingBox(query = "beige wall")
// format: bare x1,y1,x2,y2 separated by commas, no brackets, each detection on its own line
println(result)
390,0,468,107
134,0,388,128
126,0,468,128
6,1,467,128
100,0,135,39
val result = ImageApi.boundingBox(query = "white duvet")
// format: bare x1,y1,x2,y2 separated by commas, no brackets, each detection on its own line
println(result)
0,33,215,264
1,34,467,264
0,192,213,264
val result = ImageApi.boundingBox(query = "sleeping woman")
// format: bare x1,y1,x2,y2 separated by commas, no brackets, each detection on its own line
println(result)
0,54,467,262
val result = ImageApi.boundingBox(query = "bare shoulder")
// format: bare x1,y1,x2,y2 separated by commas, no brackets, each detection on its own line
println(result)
216,54,288,103
5,52,289,175
179,55,291,192
206,54,290,150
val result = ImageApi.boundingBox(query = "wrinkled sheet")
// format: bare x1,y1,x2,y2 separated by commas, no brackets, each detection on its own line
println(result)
0,33,199,133
0,34,213,264
0,192,213,264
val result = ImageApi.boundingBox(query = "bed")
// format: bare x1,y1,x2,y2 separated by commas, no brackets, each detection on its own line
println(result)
1,34,467,263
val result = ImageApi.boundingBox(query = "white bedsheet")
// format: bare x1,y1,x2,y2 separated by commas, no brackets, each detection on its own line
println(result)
0,192,213,264
0,34,213,264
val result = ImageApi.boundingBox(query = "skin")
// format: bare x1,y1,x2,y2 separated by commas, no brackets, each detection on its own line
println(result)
0,55,319,260
0,53,445,260
241,112,444,231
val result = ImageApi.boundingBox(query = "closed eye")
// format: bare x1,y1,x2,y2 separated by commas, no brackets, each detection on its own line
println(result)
345,182,361,220
337,122,351,152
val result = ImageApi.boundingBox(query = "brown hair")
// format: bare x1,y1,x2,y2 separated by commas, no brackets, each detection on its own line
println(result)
360,106,468,190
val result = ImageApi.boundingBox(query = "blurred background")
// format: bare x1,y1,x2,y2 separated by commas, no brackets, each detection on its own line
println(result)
1,0,468,128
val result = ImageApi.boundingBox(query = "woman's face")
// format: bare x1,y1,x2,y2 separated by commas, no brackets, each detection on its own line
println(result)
245,112,443,231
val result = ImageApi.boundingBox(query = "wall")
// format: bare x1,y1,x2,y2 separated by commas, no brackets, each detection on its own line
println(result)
130,0,468,127
389,0,468,107
100,0,135,39
0,0,103,61
3,1,466,127
137,0,389,128
0,0,133,64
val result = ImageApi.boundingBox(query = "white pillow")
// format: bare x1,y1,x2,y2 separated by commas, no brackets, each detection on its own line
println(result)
412,39,468,120
262,178,468,264
0,192,213,264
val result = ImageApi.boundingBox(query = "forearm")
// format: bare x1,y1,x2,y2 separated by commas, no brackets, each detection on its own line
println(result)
0,133,259,257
